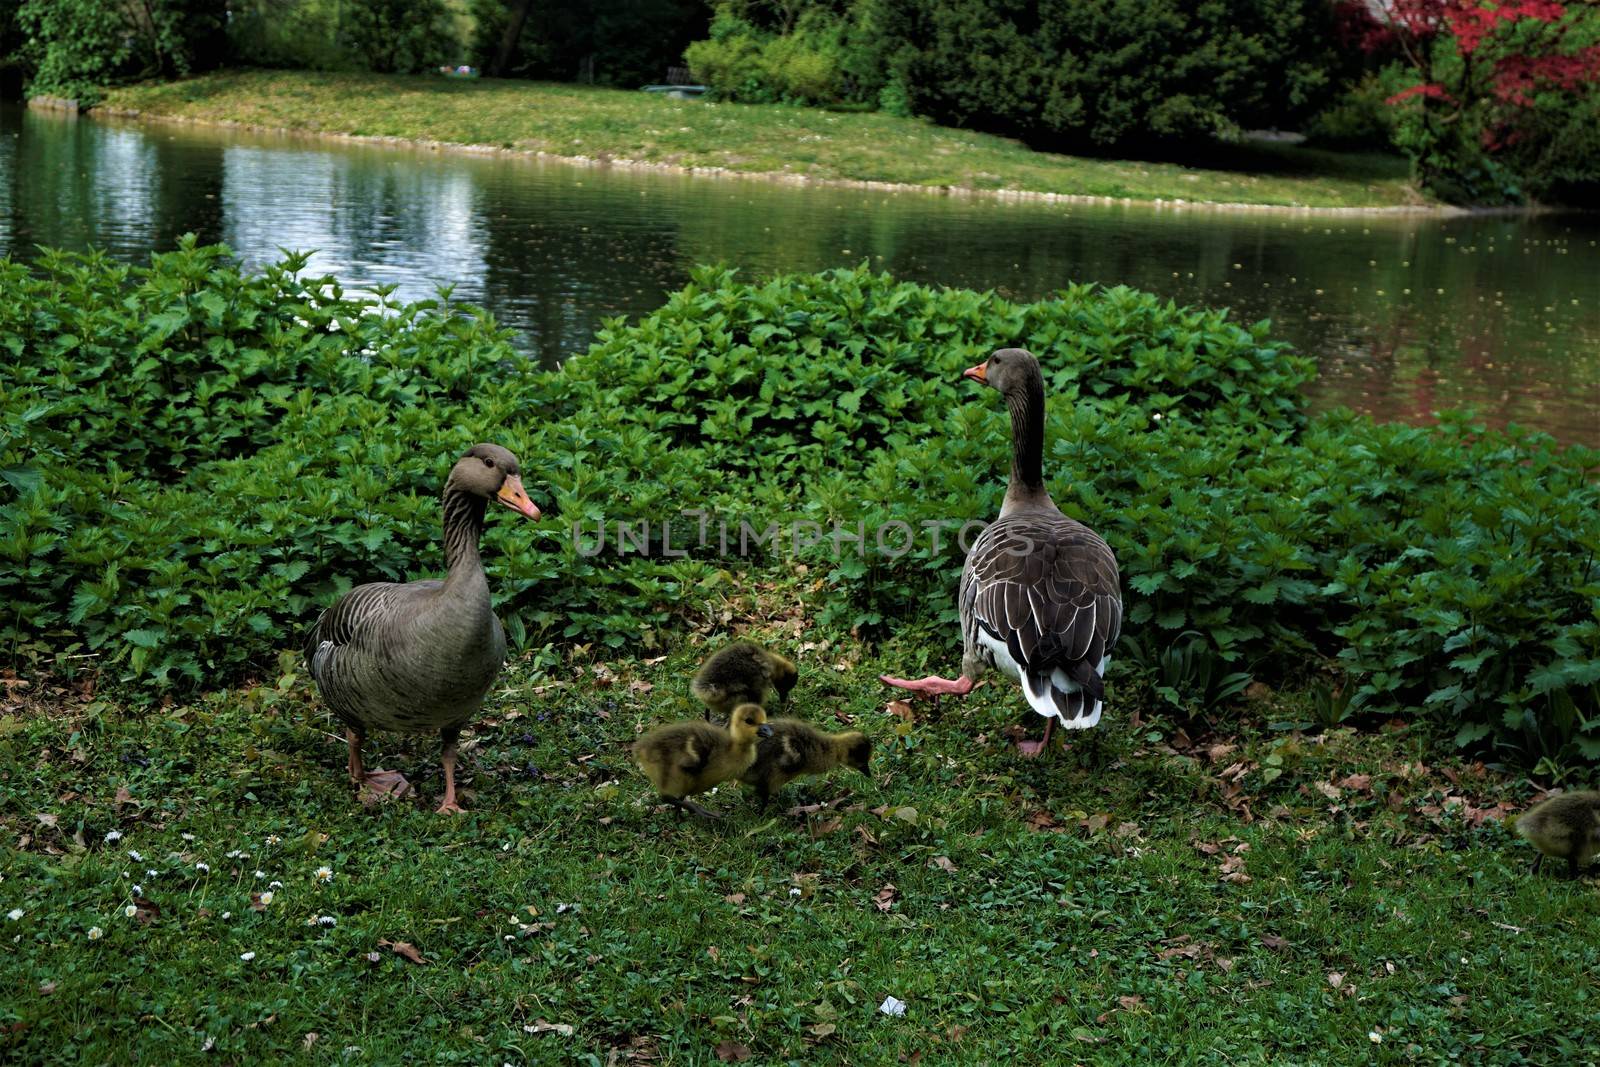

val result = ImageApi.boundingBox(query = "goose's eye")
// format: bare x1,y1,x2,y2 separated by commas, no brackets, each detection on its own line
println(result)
483,457,495,468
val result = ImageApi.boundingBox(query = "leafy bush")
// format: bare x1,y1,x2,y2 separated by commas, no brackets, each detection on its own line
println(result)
15,0,225,104
1359,0,1600,205
686,6,846,104
1304,74,1399,151
3,245,1596,769
339,0,458,75
846,0,1347,148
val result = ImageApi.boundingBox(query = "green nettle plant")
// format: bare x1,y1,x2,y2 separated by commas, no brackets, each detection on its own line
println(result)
1,243,1596,769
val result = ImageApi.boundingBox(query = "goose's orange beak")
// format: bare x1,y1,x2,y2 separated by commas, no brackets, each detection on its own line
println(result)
962,360,989,384
495,475,541,520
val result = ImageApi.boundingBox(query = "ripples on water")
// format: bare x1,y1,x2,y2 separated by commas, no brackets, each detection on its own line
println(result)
2,101,1595,446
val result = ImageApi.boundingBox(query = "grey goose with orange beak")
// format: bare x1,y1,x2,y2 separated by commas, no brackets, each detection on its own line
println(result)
305,444,541,811
881,349,1122,756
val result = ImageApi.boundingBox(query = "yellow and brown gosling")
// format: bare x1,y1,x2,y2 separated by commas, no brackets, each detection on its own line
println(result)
633,703,773,819
691,641,799,721
740,718,872,810
1516,790,1600,878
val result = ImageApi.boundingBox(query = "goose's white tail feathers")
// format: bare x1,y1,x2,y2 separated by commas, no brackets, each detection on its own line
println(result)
1020,657,1111,729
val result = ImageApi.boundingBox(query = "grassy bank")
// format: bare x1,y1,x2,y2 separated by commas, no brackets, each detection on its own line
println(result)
99,70,1430,211
1,637,1591,1065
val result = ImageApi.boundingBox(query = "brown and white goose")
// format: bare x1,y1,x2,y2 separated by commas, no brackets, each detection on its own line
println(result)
305,443,541,812
882,348,1122,757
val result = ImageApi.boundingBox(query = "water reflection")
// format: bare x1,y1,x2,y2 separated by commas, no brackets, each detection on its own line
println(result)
2,100,1595,445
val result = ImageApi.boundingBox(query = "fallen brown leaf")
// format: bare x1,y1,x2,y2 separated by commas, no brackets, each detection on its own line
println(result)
885,700,915,723
873,883,898,912
723,893,746,906
714,1040,752,1062
113,785,133,810
928,855,957,873
378,939,427,965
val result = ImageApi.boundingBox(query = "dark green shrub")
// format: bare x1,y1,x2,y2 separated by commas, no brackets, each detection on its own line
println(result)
340,0,457,75
15,0,225,103
3,247,1596,771
850,0,1345,148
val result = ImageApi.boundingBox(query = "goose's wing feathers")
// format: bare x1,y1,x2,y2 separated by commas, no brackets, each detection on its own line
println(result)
305,581,442,664
304,579,446,725
965,515,1121,725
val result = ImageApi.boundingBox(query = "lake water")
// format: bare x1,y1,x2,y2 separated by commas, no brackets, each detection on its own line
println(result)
3,101,1596,446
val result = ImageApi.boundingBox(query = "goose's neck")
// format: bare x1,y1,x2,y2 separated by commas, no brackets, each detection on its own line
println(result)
1002,377,1050,511
441,486,489,589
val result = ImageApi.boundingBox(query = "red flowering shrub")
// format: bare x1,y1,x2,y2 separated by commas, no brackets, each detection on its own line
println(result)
1347,0,1600,203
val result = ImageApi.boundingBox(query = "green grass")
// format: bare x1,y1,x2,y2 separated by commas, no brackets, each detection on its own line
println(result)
2,628,1592,1064
99,70,1430,211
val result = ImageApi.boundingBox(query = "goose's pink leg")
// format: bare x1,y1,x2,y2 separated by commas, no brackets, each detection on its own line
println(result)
879,673,975,714
347,728,410,800
436,727,466,815
1015,717,1055,758
878,674,975,698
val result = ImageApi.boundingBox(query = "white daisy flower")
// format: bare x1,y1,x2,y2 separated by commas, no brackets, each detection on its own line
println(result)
124,905,138,918
258,892,274,906
7,909,24,921
265,835,281,846
181,833,195,842
104,830,123,843
132,885,142,895
254,870,266,880
87,926,103,940
240,951,255,961
314,867,333,883
195,862,210,874
146,870,158,879
221,912,231,920
318,915,336,926
128,850,143,861
269,881,283,890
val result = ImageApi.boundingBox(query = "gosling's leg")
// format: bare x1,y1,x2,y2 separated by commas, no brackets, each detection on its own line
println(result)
666,795,723,820
436,726,466,815
1568,853,1581,880
1532,853,1544,876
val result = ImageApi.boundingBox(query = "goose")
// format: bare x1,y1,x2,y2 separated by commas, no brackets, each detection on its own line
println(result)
690,641,798,721
305,443,541,813
882,348,1122,757
1517,790,1600,878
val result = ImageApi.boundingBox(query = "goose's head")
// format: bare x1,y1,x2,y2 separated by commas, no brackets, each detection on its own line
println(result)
449,444,541,519
962,347,1041,397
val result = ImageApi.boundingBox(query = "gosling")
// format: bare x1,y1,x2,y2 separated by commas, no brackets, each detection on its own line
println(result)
691,641,798,721
633,703,773,819
1516,790,1600,879
740,718,872,810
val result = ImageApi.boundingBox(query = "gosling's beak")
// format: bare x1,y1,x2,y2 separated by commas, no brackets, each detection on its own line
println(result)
961,360,989,384
757,724,774,738
495,474,542,520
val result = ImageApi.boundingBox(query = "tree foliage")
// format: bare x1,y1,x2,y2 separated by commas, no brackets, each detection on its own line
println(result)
1351,0,1600,203
470,0,708,87
14,0,224,103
